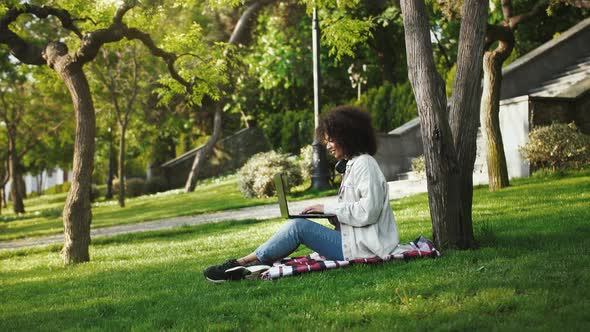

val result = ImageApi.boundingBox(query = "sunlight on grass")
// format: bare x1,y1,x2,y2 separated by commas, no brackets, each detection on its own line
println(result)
1,170,589,330
0,174,340,242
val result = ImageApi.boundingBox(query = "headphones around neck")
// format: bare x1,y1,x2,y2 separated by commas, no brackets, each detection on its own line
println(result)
335,159,347,174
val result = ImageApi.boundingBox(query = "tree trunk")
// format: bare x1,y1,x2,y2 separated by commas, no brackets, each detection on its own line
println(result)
118,124,126,207
105,128,114,199
481,44,511,191
184,0,269,192
401,0,486,249
185,105,222,192
448,0,487,248
401,0,462,249
8,137,25,214
45,42,95,265
0,186,3,214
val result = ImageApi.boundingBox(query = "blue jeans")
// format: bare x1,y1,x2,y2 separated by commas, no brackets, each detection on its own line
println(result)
254,218,344,264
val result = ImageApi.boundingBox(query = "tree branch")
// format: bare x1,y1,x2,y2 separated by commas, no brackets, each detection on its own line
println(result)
485,23,514,49
501,0,514,21
0,4,83,64
507,0,548,28
17,119,66,159
123,27,193,93
1,4,83,38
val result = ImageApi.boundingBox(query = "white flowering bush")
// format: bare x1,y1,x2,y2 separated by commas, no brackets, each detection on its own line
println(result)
238,150,303,198
299,144,337,182
411,155,426,175
520,122,590,171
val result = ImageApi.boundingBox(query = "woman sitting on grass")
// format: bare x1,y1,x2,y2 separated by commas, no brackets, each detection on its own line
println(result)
203,105,400,283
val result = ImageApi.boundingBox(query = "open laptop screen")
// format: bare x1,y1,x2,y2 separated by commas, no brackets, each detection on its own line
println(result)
273,173,334,219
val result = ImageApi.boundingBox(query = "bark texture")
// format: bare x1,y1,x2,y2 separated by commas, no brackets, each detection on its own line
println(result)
401,0,487,249
481,0,547,190
481,31,512,191
448,0,488,248
8,135,25,214
44,42,95,264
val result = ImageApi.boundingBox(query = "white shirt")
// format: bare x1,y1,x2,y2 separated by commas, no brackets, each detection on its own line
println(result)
324,154,400,260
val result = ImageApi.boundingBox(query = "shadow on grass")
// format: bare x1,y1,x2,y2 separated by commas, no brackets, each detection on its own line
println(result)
2,170,589,330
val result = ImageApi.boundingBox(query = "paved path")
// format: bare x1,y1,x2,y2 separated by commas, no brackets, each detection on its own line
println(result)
0,179,427,251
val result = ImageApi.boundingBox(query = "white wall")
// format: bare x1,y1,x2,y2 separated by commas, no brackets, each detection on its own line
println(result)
499,96,531,178
474,95,530,185
5,168,72,196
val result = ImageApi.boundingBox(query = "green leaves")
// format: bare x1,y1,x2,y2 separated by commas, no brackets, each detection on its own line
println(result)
321,12,373,61
155,23,228,106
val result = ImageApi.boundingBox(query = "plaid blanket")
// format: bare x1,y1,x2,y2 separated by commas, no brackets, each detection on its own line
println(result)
259,236,440,280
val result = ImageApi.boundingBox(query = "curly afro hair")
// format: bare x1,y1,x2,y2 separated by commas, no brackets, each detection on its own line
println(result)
316,105,377,158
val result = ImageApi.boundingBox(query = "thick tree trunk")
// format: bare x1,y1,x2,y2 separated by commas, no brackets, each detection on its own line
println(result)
448,0,487,248
401,0,462,249
118,125,126,207
481,43,511,191
185,105,222,192
401,0,486,249
44,42,95,264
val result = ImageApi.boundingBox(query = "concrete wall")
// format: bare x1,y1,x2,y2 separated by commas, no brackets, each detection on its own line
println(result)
574,91,590,134
377,96,531,185
501,17,590,100
162,127,271,188
530,97,577,127
475,96,531,183
499,97,531,179
374,118,423,181
528,94,590,134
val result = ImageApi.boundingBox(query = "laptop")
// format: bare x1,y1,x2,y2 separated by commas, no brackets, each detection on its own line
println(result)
274,173,335,219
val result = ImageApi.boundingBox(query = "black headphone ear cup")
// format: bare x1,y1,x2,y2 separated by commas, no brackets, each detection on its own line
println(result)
335,159,347,174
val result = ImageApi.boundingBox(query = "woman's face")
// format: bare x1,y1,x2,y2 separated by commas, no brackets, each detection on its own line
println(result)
325,136,345,160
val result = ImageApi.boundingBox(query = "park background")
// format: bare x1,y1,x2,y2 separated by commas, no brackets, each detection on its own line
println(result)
1,0,589,331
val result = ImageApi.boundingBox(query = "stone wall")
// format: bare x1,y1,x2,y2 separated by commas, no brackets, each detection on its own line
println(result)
574,92,590,134
530,95,590,134
162,127,271,188
374,118,423,181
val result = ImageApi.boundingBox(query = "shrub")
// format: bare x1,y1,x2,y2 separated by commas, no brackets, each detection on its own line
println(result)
42,182,71,195
299,144,337,183
145,176,169,194
354,81,418,133
520,122,590,171
411,155,426,177
113,178,146,198
260,109,314,155
126,178,146,198
238,150,302,198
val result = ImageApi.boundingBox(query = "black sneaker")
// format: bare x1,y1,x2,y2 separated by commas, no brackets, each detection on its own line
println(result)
203,259,242,283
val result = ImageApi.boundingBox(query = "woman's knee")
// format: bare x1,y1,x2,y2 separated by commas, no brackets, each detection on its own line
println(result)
288,218,313,232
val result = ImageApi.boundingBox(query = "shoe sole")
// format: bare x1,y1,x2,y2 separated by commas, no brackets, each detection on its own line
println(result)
205,265,272,283
225,265,271,281
205,277,227,284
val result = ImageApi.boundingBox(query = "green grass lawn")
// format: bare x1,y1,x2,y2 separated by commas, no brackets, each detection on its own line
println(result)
0,175,338,241
1,170,589,331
